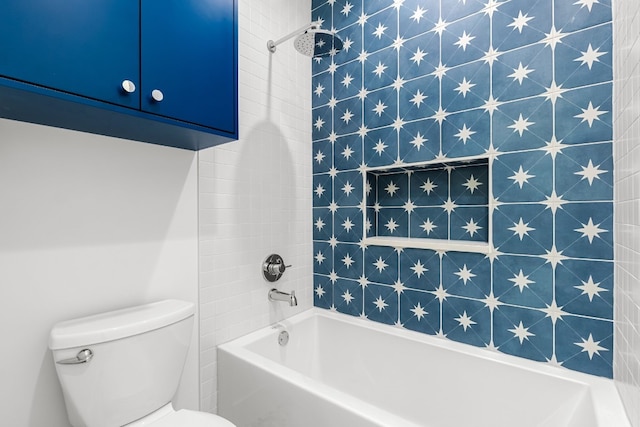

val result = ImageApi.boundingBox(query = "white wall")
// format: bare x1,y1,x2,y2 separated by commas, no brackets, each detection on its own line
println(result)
0,119,199,427
613,1,640,426
198,0,313,412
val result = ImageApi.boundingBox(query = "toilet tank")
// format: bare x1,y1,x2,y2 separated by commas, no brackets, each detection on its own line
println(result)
49,300,195,427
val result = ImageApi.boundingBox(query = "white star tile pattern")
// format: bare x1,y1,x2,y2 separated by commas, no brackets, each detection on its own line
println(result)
312,0,613,378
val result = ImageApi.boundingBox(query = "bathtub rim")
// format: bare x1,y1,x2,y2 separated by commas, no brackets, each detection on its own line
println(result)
218,307,630,427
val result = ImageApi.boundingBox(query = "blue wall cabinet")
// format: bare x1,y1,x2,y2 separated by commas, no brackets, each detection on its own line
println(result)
141,0,236,133
0,0,238,151
0,1,140,109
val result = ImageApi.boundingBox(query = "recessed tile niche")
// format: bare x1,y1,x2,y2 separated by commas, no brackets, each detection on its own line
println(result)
364,158,490,253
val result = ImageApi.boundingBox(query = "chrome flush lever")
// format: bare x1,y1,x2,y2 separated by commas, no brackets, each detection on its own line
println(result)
56,349,93,365
263,254,292,282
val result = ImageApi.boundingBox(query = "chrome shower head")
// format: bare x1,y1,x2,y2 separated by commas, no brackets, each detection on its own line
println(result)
267,22,343,58
293,29,344,58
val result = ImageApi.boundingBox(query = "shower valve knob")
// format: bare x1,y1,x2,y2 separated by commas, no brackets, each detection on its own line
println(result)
263,254,291,282
267,262,290,276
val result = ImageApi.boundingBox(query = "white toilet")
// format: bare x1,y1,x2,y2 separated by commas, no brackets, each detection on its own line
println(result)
49,300,235,427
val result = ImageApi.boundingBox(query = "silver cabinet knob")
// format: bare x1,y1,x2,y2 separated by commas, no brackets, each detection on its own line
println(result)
151,89,164,102
121,80,136,93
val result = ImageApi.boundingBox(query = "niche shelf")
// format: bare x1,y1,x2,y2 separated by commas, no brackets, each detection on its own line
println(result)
363,157,491,254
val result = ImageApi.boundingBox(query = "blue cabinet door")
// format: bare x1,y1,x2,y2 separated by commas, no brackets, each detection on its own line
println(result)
0,0,140,109
141,0,236,133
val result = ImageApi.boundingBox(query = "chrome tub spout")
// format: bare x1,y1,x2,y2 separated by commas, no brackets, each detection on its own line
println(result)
268,288,298,306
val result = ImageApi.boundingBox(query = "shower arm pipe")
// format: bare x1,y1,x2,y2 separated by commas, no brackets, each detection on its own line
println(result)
267,21,321,53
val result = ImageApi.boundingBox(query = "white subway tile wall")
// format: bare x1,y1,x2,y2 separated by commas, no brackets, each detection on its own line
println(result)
614,0,640,425
198,0,313,413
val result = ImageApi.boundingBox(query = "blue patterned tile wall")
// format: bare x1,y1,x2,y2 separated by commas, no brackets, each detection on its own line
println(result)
311,0,613,377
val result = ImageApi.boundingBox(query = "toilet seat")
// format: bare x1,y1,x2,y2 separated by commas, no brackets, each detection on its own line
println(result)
125,404,236,427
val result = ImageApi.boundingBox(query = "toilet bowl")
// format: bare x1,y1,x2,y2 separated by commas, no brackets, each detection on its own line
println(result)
49,300,236,427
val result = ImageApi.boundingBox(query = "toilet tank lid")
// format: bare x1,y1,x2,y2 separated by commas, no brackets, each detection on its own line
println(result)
49,300,195,350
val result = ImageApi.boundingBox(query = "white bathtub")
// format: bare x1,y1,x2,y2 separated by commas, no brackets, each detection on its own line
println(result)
218,309,629,427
